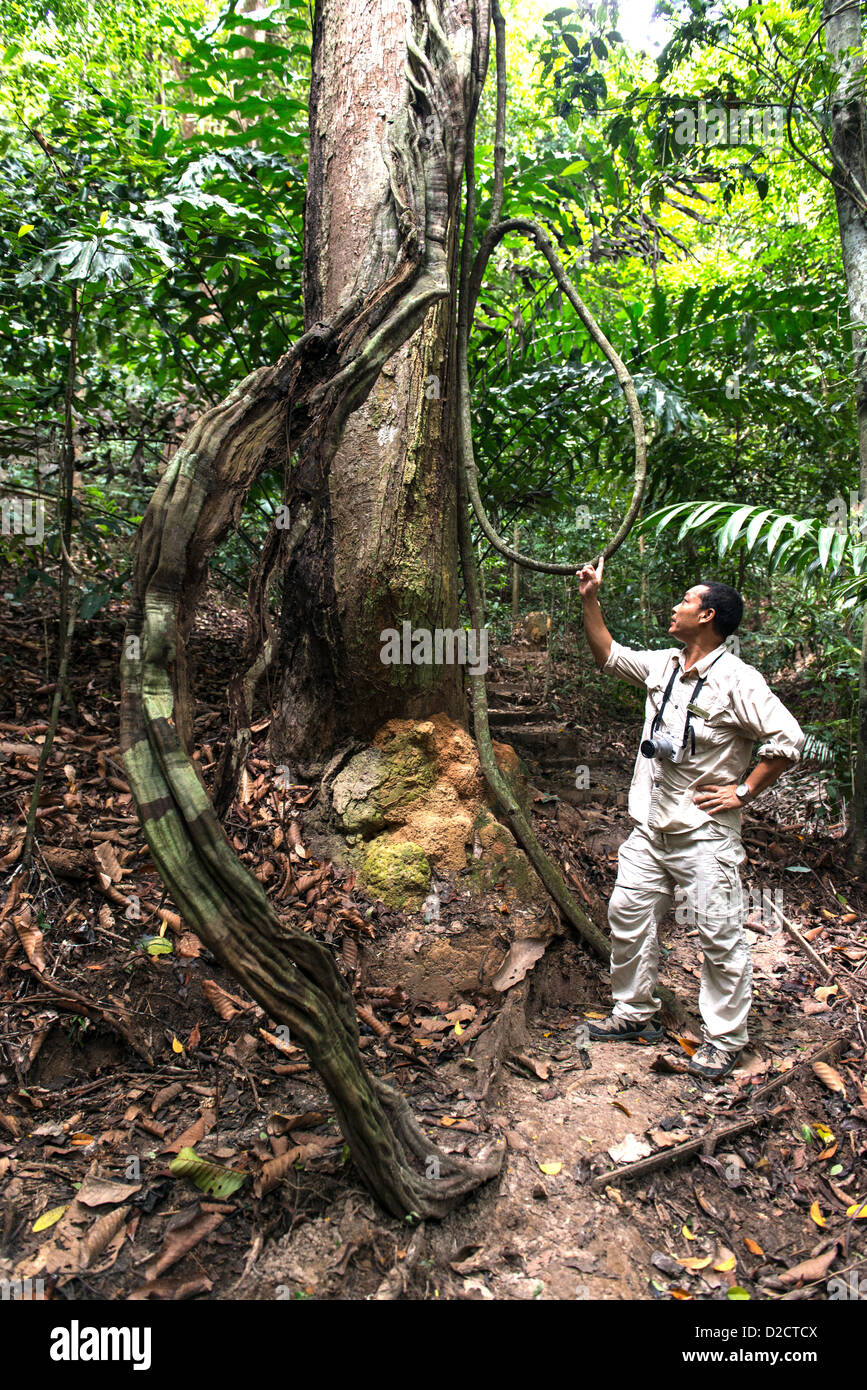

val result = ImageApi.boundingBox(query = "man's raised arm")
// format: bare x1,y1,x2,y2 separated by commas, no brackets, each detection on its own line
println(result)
579,557,613,668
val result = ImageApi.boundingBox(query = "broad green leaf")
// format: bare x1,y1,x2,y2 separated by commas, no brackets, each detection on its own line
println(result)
138,935,173,956
817,525,837,569
766,514,795,556
717,504,757,556
745,508,774,551
677,501,730,542
169,1146,247,1198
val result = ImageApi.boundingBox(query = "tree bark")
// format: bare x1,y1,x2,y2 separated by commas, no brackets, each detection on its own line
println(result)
272,0,464,769
824,0,867,872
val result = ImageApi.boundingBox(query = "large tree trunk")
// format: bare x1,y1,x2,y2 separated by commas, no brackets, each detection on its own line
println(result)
121,0,503,1218
824,0,867,872
273,0,464,768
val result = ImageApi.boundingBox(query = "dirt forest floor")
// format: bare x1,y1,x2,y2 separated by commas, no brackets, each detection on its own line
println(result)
1,587,866,1307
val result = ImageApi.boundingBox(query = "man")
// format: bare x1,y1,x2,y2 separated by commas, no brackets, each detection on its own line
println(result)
578,558,805,1080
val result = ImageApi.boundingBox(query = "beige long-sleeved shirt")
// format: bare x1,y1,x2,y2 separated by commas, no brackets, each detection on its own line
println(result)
603,639,805,836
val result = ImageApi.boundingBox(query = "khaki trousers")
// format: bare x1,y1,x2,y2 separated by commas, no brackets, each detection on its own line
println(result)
607,824,751,1053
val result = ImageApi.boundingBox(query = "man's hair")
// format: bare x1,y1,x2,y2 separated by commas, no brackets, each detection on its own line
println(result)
697,581,743,638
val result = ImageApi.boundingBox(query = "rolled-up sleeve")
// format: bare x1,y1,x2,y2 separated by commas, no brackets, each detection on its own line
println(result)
603,639,655,690
728,670,805,762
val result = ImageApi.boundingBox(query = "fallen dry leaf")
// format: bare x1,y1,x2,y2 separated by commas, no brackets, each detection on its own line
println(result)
254,1136,341,1196
259,1027,301,1057
491,938,547,992
77,1206,131,1272
648,1127,689,1148
163,1105,218,1154
202,979,249,1021
268,1110,326,1136
14,904,46,973
128,1276,213,1300
142,1210,225,1282
607,1133,652,1164
650,1053,689,1075
93,841,123,883
21,1201,131,1278
77,1175,142,1208
512,1052,550,1081
151,1082,183,1115
779,1243,839,1286
732,1051,767,1080
813,1061,846,1095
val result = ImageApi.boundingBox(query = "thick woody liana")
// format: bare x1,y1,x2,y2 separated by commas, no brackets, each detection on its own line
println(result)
120,0,503,1220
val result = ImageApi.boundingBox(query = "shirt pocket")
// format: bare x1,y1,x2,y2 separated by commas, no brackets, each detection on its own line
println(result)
691,693,730,745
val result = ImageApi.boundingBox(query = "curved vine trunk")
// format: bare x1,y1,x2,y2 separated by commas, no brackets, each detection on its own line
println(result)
120,0,502,1218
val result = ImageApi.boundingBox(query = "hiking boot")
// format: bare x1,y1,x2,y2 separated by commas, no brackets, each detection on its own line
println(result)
585,1013,663,1044
687,1043,742,1081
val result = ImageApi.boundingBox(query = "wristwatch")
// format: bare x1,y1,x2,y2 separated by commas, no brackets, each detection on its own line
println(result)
735,783,752,803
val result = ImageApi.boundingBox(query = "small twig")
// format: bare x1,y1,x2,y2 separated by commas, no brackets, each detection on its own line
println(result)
767,897,853,998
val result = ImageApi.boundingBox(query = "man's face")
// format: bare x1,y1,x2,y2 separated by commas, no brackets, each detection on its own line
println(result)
668,585,715,639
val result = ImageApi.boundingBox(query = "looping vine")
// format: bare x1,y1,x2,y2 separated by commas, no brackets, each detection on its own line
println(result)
454,5,688,1028
458,2,647,577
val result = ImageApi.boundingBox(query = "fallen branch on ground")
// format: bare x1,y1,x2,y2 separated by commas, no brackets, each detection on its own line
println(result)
590,1035,851,1189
